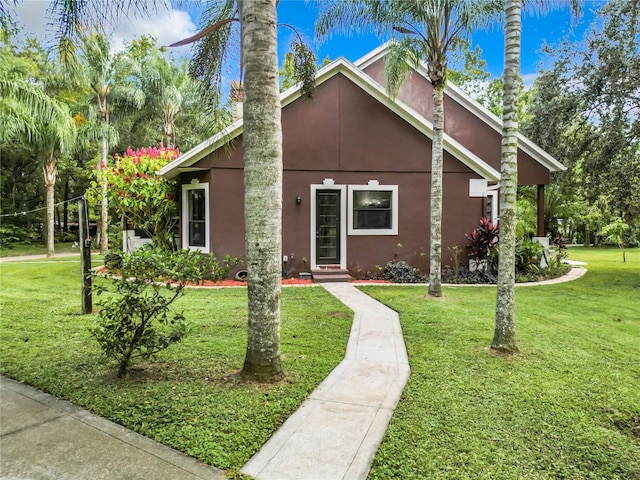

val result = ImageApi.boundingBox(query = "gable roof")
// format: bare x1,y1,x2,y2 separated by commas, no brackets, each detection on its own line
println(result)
355,43,566,173
159,44,563,180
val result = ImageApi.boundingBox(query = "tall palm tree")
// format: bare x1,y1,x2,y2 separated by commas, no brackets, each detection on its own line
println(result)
492,0,520,352
317,0,497,297
76,31,144,253
136,49,190,146
1,34,75,256
52,0,286,382
493,0,582,353
237,0,284,381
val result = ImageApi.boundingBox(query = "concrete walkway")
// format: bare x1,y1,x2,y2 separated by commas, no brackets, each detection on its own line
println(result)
241,283,410,480
0,376,226,480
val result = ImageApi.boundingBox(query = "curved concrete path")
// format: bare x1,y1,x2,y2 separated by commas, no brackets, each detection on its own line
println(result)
242,283,410,480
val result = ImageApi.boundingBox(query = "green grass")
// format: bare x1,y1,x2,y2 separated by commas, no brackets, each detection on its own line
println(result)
0,241,81,257
1,248,638,479
362,247,640,479
0,258,352,477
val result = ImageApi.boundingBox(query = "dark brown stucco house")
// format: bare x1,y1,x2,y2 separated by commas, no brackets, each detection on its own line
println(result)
158,44,565,279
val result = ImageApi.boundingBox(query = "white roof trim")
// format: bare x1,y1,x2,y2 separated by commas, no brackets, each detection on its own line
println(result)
157,120,244,180
159,54,503,181
354,42,566,173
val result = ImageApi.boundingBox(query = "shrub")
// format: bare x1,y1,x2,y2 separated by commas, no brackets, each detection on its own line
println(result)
0,224,36,249
92,248,241,377
514,237,544,274
465,218,499,273
382,260,427,283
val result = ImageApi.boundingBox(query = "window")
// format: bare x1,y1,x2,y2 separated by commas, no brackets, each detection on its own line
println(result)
348,183,398,235
182,182,209,252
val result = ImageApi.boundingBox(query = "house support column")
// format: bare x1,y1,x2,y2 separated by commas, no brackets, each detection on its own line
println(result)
537,184,545,237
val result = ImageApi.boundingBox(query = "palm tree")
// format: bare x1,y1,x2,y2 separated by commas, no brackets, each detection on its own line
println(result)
317,0,497,297
1,33,75,256
135,48,190,146
237,0,284,381
52,0,286,382
493,0,582,353
76,31,144,253
492,0,521,352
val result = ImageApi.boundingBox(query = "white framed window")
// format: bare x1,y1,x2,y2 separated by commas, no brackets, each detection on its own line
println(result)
182,181,210,252
348,182,398,235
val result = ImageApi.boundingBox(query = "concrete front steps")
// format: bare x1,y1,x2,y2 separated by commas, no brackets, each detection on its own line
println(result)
311,267,352,283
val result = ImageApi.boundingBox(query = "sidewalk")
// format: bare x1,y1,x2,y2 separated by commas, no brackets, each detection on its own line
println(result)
0,376,226,480
242,283,410,480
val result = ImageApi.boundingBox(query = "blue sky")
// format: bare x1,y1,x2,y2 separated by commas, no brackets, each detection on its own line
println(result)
14,0,606,88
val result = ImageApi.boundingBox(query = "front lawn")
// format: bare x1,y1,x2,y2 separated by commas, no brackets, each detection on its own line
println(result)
364,247,640,479
0,258,352,477
1,248,638,479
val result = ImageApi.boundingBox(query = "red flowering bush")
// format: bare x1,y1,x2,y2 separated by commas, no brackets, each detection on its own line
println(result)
96,145,180,251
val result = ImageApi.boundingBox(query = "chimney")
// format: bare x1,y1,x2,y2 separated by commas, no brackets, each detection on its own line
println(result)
230,80,244,121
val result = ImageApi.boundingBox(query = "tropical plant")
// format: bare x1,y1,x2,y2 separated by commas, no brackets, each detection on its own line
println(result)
493,0,582,353
317,0,499,297
492,0,522,353
514,237,544,274
465,217,499,273
75,30,145,254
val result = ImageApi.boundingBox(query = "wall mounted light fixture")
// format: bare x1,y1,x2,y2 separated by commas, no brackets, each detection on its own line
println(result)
295,195,302,205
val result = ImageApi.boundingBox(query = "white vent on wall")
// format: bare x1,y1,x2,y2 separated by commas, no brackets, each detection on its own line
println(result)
469,179,488,197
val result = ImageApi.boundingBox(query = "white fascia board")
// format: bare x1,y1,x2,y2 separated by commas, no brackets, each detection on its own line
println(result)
354,41,392,69
158,120,244,180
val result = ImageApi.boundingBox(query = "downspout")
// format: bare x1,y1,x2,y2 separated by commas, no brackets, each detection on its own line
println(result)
537,184,545,237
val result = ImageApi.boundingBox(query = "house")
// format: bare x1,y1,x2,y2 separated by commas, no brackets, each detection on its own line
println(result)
158,44,565,279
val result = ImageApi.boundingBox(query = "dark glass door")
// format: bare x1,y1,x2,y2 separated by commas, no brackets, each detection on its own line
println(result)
316,190,340,264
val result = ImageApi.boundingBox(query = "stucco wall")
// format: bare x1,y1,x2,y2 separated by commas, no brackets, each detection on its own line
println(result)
181,72,505,276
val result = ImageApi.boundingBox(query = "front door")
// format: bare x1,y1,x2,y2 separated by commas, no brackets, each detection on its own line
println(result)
315,190,341,265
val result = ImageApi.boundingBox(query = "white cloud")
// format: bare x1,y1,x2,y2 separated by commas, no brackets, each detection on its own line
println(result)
13,1,198,58
109,9,198,57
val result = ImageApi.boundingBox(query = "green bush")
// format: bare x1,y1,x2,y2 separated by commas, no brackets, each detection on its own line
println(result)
0,224,37,249
92,248,241,377
515,237,545,273
382,260,427,283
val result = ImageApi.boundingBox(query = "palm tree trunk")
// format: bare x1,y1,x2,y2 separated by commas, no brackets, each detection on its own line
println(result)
428,84,444,297
44,152,57,257
240,0,284,382
493,0,521,353
99,135,109,253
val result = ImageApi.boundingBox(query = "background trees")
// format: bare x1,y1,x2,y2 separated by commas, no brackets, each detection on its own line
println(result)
523,0,639,247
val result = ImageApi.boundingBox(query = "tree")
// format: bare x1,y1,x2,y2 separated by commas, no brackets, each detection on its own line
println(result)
171,1,316,382
0,26,76,256
317,0,498,297
492,0,521,353
492,1,582,353
75,31,146,254
525,0,639,241
236,1,284,381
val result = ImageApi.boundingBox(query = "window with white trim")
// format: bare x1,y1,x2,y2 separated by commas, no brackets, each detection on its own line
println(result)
348,182,398,235
182,181,209,252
